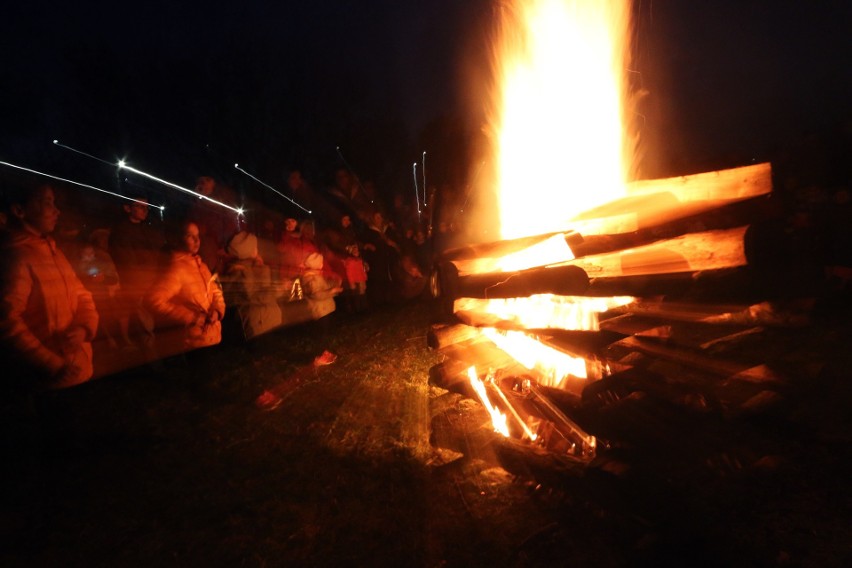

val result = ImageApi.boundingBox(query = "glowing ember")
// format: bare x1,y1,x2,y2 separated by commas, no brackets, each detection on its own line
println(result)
456,294,634,330
482,328,587,387
490,0,634,239
467,366,510,436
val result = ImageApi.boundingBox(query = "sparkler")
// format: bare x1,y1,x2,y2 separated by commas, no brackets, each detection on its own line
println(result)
51,139,243,218
412,162,422,219
52,140,116,167
233,164,311,214
118,161,244,217
0,160,165,211
421,151,427,207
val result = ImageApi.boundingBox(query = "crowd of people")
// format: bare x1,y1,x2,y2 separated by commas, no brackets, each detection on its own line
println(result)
0,166,466,393
5,150,849,398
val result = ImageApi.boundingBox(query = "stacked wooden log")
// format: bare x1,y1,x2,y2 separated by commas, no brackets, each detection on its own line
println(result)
427,163,812,485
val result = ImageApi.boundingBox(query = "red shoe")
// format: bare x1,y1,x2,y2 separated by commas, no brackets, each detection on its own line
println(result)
313,350,338,366
255,390,283,411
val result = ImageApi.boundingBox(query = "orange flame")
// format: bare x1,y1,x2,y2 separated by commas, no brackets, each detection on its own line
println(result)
482,327,587,387
456,294,634,331
489,0,635,239
467,366,510,437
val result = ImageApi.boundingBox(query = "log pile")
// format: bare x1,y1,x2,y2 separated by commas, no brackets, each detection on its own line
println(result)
427,163,809,486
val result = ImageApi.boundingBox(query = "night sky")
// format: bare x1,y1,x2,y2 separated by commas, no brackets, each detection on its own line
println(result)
1,0,849,208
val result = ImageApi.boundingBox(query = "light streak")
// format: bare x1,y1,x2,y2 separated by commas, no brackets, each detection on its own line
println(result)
233,163,311,214
335,146,372,204
421,151,427,207
52,140,117,167
0,160,164,210
412,162,421,217
118,162,242,215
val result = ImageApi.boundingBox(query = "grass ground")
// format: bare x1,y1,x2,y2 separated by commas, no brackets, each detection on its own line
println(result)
1,299,851,567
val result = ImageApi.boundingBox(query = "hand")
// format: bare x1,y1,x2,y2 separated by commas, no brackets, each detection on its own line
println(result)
61,326,87,355
54,363,85,388
206,310,221,324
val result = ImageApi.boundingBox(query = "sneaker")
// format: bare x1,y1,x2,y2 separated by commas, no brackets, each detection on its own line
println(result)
313,350,337,366
255,390,283,411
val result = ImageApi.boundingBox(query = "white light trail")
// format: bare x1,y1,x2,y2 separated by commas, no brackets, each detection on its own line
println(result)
233,163,311,214
0,160,164,210
421,151,427,207
412,162,421,216
52,139,117,167
118,162,243,215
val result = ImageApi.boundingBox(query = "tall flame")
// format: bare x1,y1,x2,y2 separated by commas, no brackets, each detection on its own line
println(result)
489,0,634,239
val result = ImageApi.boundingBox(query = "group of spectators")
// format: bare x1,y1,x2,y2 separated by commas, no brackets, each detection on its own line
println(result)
0,166,459,393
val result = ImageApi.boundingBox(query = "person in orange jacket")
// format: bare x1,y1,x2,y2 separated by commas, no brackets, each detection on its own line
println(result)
1,183,99,390
145,221,225,351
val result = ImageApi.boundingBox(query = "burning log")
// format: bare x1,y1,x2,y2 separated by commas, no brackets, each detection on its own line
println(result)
439,262,590,300
569,162,772,235
567,226,750,278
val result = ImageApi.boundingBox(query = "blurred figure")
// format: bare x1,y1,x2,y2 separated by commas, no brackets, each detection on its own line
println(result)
278,217,311,284
256,217,280,282
327,167,373,225
146,221,225,352
286,169,316,216
361,211,401,306
325,214,367,313
301,252,342,320
0,184,99,389
220,231,282,341
109,194,166,348
75,240,120,348
189,176,240,274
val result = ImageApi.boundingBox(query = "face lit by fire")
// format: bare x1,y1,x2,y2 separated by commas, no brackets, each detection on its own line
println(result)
13,185,60,235
124,200,149,223
182,222,201,255
195,176,215,197
287,171,303,191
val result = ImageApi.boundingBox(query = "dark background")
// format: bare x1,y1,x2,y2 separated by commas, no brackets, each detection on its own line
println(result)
1,0,849,212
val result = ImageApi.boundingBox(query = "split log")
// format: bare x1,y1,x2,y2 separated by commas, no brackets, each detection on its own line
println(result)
429,361,477,398
567,226,749,279
604,299,811,327
441,231,583,264
442,262,590,300
493,437,590,483
608,335,782,383
569,162,772,235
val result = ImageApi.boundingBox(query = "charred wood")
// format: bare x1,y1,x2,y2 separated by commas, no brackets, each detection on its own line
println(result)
445,263,590,299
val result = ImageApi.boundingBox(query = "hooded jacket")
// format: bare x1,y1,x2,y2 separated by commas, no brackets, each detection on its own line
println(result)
0,229,99,386
146,250,225,349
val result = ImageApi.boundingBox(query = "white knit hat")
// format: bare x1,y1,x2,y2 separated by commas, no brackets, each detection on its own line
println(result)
304,252,324,270
227,231,258,260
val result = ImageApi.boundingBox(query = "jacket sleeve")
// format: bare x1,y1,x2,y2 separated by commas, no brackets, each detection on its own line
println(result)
210,278,226,319
302,273,339,300
146,261,199,325
58,251,99,341
70,273,99,342
0,260,65,374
